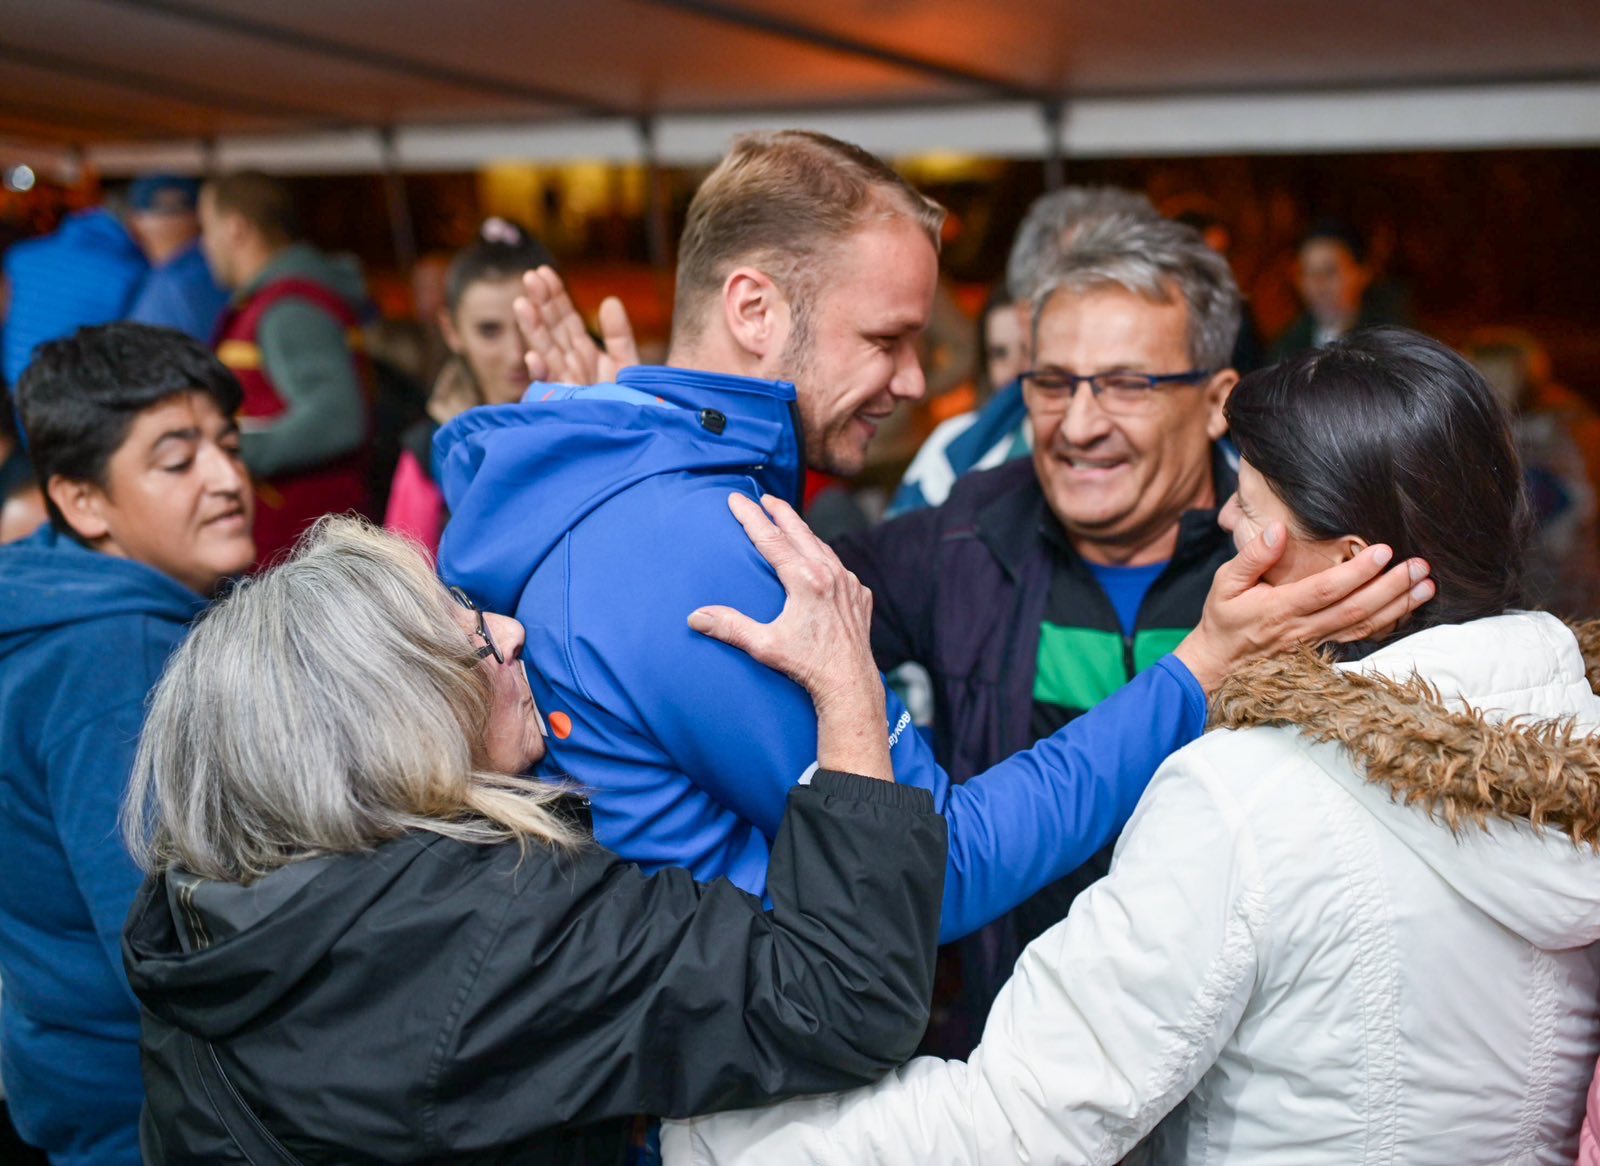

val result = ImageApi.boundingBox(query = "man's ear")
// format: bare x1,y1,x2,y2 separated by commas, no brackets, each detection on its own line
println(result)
1204,369,1239,441
45,475,111,543
721,267,788,363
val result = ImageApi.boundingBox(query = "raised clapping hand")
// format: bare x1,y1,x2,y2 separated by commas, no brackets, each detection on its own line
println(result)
688,493,893,782
1175,521,1436,694
515,265,641,386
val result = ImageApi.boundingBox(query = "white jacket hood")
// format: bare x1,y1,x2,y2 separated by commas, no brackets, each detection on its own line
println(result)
1217,611,1600,951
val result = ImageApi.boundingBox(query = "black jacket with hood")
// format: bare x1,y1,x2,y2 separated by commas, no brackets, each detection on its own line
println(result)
123,770,946,1165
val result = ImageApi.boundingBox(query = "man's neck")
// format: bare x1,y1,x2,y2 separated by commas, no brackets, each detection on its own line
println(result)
143,233,194,268
233,240,286,294
666,334,767,381
1315,309,1358,336
1071,524,1184,568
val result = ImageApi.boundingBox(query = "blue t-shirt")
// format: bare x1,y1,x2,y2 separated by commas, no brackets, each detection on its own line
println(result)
1086,560,1169,637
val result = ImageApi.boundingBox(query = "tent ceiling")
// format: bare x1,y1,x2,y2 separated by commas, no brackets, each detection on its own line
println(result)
4,0,1599,165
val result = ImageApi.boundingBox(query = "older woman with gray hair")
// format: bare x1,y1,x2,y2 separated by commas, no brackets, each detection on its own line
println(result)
121,499,947,1165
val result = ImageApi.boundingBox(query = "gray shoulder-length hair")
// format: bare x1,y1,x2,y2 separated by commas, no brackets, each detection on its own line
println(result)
124,517,579,882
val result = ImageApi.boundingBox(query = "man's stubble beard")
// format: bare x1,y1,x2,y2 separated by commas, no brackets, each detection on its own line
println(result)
773,299,833,474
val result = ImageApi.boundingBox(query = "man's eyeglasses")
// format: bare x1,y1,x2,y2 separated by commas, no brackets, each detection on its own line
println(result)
1020,368,1214,415
449,586,503,664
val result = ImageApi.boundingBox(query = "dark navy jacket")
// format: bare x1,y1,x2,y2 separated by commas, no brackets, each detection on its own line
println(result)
0,525,205,1166
436,366,1207,943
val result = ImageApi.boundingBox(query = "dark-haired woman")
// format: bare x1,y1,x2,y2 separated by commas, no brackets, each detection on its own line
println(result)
670,326,1600,1166
385,219,553,555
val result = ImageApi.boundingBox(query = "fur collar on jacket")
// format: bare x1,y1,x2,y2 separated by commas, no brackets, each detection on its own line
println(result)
1210,619,1600,847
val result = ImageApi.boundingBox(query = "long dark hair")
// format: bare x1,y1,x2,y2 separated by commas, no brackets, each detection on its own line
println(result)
1226,326,1532,639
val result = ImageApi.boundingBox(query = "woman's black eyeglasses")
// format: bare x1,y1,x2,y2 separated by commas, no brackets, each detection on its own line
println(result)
449,586,503,664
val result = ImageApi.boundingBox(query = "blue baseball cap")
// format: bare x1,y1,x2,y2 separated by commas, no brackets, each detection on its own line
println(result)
128,174,201,215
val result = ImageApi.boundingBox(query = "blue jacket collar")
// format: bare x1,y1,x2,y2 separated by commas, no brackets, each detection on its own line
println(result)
615,365,805,504
435,365,806,616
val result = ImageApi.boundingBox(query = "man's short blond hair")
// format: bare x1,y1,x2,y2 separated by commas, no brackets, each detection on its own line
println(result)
671,130,945,344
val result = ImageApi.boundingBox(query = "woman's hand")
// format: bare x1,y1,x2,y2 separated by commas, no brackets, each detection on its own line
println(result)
1174,521,1435,693
689,494,892,781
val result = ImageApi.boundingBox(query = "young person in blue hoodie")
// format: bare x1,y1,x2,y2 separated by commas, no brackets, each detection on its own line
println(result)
0,324,255,1166
436,130,1435,946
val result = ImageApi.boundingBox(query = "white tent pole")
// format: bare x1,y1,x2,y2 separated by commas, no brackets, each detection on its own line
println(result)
378,127,417,275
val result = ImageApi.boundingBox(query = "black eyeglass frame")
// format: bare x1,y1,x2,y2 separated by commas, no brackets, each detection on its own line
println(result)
1019,367,1215,400
449,586,503,665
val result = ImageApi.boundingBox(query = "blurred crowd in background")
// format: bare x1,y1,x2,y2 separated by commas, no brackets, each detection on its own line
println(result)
6,125,1600,1166
4,146,1600,612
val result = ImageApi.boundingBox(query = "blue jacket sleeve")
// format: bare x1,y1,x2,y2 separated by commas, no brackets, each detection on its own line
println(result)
931,656,1207,939
559,476,1206,941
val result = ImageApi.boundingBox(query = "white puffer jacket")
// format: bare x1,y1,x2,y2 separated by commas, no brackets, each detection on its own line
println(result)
667,613,1600,1165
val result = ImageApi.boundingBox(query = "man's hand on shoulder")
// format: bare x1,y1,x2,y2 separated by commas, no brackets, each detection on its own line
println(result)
516,265,640,385
1174,521,1436,693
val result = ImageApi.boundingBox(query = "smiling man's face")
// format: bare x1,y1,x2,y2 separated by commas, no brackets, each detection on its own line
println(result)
786,215,938,477
1026,284,1232,566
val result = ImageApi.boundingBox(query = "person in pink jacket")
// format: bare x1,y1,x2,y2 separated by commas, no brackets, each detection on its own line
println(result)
385,219,552,556
1581,1075,1600,1164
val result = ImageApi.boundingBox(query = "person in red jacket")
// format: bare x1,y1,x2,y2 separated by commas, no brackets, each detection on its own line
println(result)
200,170,372,565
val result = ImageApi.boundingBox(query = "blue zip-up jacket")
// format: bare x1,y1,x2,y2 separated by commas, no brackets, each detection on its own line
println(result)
437,366,1206,943
2,209,148,387
0,525,205,1166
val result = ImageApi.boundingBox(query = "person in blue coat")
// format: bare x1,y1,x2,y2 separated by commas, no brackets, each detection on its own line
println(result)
438,130,1433,945
0,324,255,1166
124,174,230,343
2,205,148,386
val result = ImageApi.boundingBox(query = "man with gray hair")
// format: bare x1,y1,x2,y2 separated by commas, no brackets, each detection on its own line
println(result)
888,185,1159,515
833,209,1248,1044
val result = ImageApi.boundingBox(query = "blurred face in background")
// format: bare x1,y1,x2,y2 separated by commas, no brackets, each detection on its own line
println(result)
440,277,530,405
197,188,242,290
984,302,1030,392
1295,238,1370,331
130,209,201,268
